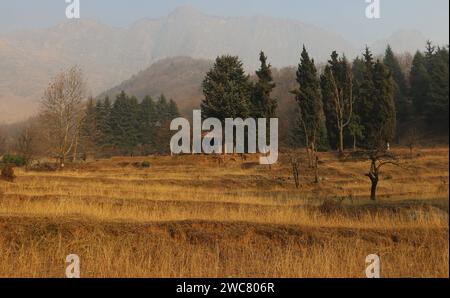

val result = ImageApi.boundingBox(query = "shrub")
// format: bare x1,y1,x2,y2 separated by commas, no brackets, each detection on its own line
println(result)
318,199,344,215
141,161,151,168
1,165,16,182
1,154,27,167
28,162,58,172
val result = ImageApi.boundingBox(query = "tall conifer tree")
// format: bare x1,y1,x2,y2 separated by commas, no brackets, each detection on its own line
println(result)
201,55,252,120
252,51,277,119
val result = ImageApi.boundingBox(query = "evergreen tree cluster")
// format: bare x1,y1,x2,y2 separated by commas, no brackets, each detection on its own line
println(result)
410,42,449,133
314,42,447,152
78,42,447,159
201,43,448,153
82,91,180,156
201,52,277,121
351,47,397,150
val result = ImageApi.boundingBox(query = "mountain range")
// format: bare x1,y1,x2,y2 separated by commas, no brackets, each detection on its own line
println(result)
0,6,430,123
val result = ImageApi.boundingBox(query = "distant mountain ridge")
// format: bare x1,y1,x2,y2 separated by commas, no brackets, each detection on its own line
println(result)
0,6,430,123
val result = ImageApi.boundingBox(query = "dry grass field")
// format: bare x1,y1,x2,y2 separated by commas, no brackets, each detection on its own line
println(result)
0,147,448,278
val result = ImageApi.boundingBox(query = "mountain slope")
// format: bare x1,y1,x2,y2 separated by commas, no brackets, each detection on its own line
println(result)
0,6,433,124
100,57,212,117
0,7,354,123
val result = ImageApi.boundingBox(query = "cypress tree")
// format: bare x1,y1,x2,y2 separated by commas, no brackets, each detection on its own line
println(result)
321,65,338,149
251,51,277,119
292,46,325,172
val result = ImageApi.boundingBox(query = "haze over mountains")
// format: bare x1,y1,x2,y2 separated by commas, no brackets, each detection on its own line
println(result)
0,6,432,123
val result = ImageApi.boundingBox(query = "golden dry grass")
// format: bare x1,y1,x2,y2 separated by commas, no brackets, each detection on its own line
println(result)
0,147,448,278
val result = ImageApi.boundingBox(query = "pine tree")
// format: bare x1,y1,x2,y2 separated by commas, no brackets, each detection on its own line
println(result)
410,51,430,114
95,96,112,148
80,97,97,155
251,51,277,119
201,55,252,120
355,47,396,150
384,45,410,123
425,46,449,131
109,91,140,155
349,56,366,150
352,56,366,85
410,42,449,133
167,99,180,118
292,46,325,177
153,94,180,153
372,61,397,146
155,94,169,122
425,40,436,60
354,48,375,144
139,96,157,152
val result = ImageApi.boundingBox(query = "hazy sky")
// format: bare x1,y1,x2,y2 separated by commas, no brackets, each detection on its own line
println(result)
0,0,448,45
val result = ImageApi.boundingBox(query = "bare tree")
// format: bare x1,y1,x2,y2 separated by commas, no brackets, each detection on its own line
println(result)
365,150,400,201
290,156,300,189
15,127,35,167
39,66,86,168
296,107,321,183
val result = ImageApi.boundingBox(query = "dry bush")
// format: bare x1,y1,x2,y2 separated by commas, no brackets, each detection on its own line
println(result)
131,161,151,169
241,162,260,170
0,165,16,182
28,162,58,172
318,199,345,215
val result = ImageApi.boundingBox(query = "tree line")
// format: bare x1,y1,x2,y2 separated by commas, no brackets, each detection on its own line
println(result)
81,91,180,158
0,42,448,168
201,42,449,156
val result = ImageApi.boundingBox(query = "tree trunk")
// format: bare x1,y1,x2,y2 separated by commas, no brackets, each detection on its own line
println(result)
59,156,65,169
72,133,79,163
314,154,319,184
370,177,378,201
338,126,344,154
